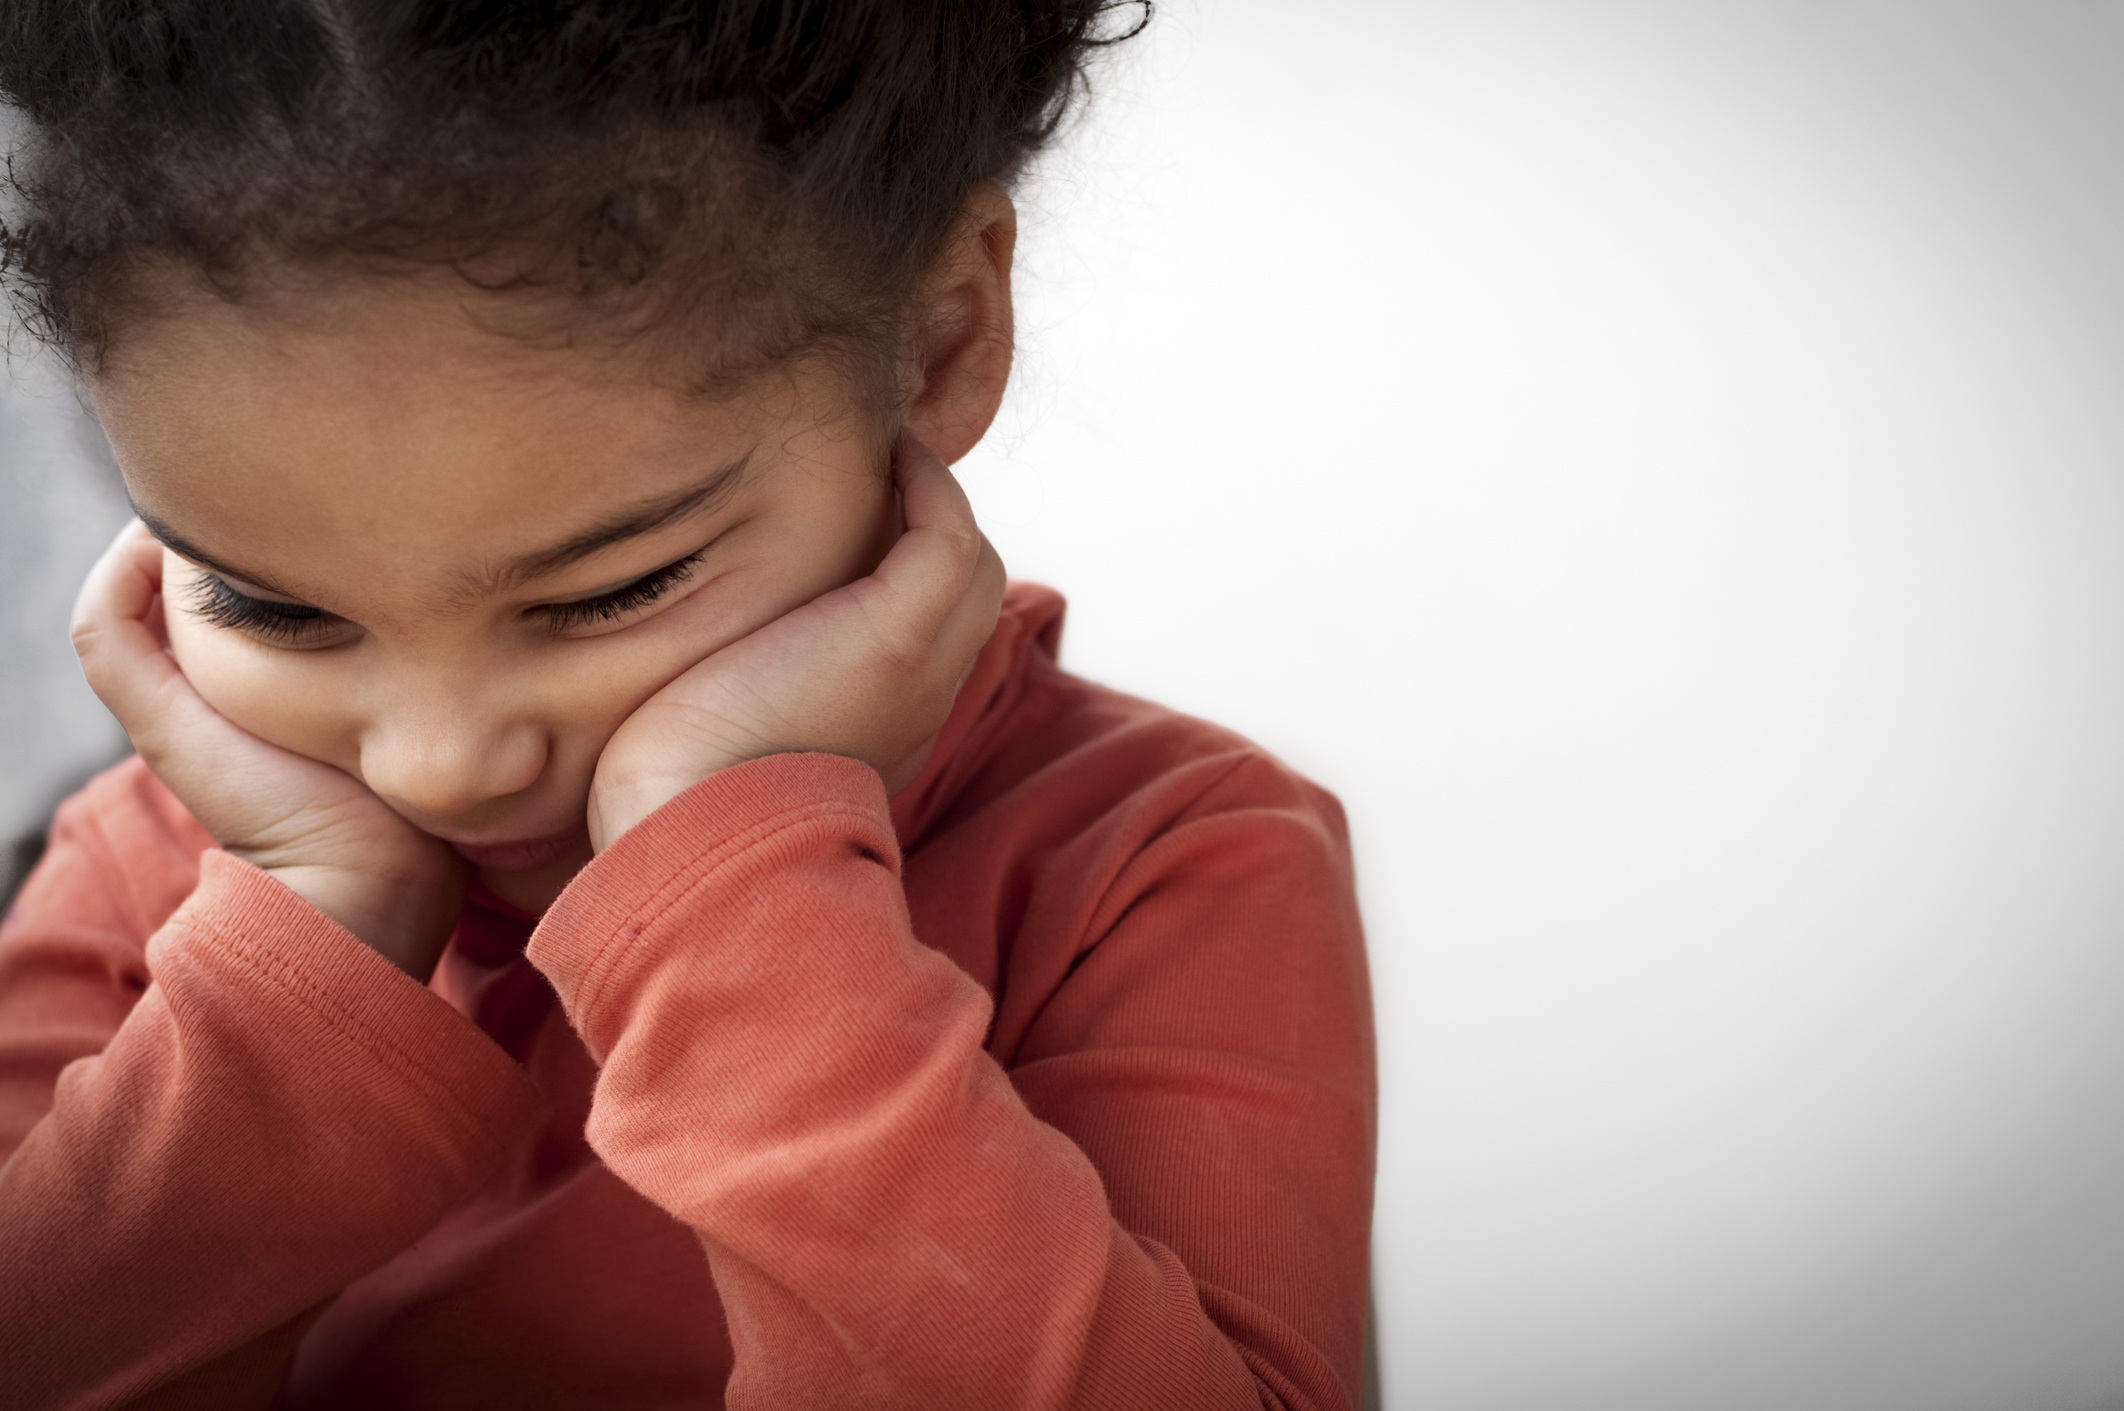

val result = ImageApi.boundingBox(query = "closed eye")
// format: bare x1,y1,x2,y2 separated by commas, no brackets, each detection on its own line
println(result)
532,548,707,634
187,572,337,644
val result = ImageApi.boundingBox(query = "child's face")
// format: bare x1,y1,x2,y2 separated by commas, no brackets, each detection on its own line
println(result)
91,276,899,907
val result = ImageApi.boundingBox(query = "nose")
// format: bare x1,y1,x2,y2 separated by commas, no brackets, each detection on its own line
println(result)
359,702,550,820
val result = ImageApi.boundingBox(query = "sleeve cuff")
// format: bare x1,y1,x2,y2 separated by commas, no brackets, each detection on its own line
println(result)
156,850,546,1163
528,752,891,1015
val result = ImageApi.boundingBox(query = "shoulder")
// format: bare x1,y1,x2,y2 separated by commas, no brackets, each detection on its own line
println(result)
1000,586,1343,831
1037,670,1344,850
911,591,1369,1073
918,585,1352,895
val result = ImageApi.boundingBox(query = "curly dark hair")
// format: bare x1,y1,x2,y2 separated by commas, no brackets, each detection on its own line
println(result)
0,0,1148,395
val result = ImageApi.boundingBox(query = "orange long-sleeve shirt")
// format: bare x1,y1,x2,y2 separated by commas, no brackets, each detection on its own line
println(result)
0,584,1375,1410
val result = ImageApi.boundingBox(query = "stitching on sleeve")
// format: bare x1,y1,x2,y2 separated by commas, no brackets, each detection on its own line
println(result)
573,799,887,1020
168,914,526,1168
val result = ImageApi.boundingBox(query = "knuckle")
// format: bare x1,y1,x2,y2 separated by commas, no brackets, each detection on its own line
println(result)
935,523,984,571
68,613,107,661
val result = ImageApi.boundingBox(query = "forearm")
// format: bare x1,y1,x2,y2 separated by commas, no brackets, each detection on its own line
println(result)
0,853,541,1409
532,755,1360,1410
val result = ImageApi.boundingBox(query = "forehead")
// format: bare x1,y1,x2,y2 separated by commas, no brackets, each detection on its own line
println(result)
90,277,840,589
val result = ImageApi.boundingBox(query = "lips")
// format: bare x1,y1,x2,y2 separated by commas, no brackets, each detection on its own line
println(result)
447,825,593,873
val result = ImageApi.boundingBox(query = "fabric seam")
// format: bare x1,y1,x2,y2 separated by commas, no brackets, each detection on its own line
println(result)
175,910,523,1166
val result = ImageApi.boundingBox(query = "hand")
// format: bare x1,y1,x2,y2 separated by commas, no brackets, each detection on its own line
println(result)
71,522,463,977
588,434,1007,850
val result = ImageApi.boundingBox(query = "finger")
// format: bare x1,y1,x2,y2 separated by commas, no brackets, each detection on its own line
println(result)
899,432,1006,640
892,432,979,536
70,520,161,636
855,435,993,644
71,523,183,722
934,530,1007,665
876,433,985,590
70,523,239,762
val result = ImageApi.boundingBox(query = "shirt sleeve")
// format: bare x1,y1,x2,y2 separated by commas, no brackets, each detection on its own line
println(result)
527,751,1376,1411
0,809,545,1410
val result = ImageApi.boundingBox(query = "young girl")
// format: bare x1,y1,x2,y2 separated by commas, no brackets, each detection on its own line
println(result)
0,3,1375,1407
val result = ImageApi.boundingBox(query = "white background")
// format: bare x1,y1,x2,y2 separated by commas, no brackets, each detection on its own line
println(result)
961,2,2124,1408
7,3,2124,1407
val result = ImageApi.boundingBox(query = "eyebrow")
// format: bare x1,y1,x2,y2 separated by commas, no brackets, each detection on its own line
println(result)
134,512,304,600
135,449,754,606
482,449,754,593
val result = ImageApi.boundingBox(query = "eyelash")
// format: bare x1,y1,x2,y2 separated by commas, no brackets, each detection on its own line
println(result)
533,550,706,633
186,574,332,644
187,549,709,644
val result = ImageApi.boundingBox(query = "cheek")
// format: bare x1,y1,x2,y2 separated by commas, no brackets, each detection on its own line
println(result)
168,622,357,764
557,497,891,724
540,653,657,749
162,565,358,765
561,609,729,729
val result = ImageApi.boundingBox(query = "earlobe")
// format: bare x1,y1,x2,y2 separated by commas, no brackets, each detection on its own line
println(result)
902,184,1017,465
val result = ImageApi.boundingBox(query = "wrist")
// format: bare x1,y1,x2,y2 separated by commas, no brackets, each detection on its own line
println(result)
588,769,722,853
257,859,462,980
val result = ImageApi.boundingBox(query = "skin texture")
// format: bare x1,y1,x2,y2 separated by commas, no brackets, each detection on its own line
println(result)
69,187,1016,978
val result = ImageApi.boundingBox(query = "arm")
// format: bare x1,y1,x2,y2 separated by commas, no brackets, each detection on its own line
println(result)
0,793,544,1409
0,781,169,1162
0,518,545,1407
530,750,1373,1410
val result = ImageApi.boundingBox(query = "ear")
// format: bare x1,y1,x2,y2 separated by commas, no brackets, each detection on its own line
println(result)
901,183,1017,465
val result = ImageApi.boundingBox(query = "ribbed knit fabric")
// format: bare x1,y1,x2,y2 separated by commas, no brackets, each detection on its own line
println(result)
0,584,1375,1410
